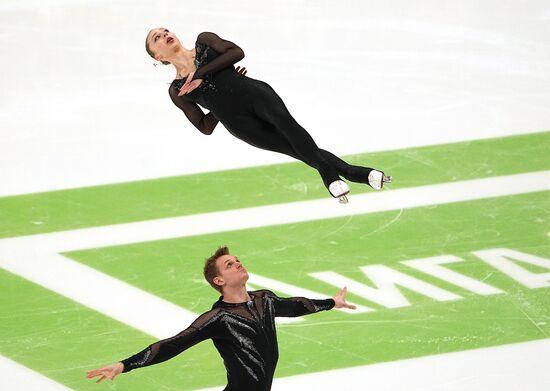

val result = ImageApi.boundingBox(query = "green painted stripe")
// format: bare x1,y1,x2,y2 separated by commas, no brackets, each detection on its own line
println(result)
0,269,227,390
65,190,550,380
1,131,549,238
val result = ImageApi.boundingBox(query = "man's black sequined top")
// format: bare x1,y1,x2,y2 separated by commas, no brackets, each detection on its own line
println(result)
121,290,335,391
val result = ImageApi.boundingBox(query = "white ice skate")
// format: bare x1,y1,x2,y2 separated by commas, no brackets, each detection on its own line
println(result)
367,170,392,190
329,180,350,204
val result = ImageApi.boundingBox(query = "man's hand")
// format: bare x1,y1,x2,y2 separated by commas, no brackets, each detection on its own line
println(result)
86,362,124,383
235,66,247,76
178,71,203,96
332,287,357,310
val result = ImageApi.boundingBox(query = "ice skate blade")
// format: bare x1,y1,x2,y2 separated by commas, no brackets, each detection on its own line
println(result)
338,195,349,204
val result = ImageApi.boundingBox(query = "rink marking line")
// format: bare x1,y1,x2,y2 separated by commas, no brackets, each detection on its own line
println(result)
197,338,550,391
0,355,71,391
0,171,549,339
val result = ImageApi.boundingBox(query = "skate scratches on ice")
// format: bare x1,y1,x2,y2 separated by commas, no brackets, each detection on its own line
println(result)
359,208,404,239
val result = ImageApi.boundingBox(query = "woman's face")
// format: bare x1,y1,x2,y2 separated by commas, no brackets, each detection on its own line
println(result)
147,27,181,62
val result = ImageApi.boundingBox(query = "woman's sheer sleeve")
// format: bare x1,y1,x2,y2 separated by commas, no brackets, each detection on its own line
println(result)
263,290,335,318
168,87,219,135
120,310,219,373
192,32,244,80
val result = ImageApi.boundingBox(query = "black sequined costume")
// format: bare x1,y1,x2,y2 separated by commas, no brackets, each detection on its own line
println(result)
121,290,334,390
170,31,380,193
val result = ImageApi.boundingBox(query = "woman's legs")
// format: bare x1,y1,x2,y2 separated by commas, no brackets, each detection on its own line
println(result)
250,95,344,189
227,84,390,195
251,91,389,189
319,149,374,184
225,115,341,190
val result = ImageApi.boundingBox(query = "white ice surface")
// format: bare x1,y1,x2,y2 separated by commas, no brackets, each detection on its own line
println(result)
234,339,550,391
1,171,550,390
1,0,550,196
2,171,546,339
0,355,70,391
1,2,549,389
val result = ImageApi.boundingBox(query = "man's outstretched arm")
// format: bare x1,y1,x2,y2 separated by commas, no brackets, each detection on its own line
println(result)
271,287,356,317
119,324,207,373
86,311,216,383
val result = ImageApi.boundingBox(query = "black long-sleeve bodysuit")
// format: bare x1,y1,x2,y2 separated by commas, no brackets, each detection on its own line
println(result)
170,32,377,192
121,290,334,390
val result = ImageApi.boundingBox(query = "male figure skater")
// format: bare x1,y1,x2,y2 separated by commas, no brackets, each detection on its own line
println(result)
86,246,356,390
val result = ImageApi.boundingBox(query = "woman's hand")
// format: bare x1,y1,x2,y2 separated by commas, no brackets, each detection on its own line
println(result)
86,362,124,383
235,66,247,76
332,287,357,310
178,71,203,96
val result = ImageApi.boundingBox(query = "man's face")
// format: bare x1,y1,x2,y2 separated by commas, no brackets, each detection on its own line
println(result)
214,254,249,291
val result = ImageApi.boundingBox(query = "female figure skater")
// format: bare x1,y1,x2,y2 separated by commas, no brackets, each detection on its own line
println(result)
146,28,391,203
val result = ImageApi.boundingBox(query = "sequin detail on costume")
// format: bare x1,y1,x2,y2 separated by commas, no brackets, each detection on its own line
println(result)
194,42,210,68
171,42,217,94
125,347,151,370
193,42,217,92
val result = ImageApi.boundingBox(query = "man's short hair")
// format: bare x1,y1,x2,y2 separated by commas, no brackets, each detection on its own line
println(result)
204,246,230,293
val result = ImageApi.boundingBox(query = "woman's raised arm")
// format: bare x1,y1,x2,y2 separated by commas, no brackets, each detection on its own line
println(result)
192,32,245,80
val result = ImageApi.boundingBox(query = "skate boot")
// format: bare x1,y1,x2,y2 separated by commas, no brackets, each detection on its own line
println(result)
329,180,350,204
367,170,392,190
